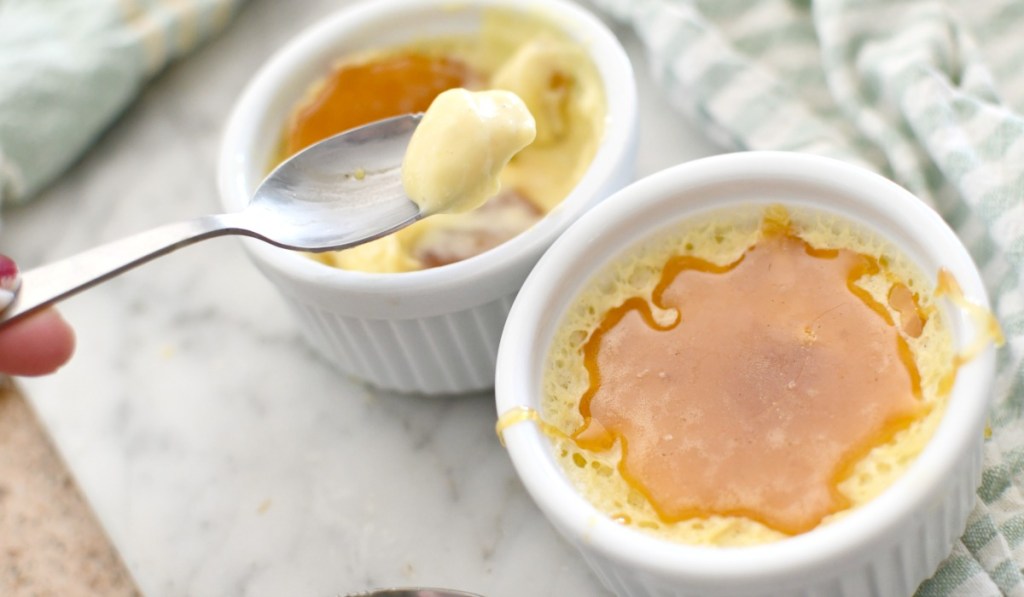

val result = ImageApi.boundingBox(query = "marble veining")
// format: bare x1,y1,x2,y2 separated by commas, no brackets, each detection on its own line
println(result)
1,1,722,595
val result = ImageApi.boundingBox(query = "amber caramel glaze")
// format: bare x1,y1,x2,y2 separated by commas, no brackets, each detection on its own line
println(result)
285,52,479,156
572,217,930,535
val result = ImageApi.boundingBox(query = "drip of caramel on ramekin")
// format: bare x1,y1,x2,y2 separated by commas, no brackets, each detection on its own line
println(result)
934,269,1005,394
572,210,929,535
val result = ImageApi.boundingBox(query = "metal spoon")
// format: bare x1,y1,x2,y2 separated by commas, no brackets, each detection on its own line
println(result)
0,114,424,329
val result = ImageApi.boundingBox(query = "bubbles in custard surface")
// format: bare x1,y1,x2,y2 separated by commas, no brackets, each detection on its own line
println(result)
542,206,956,544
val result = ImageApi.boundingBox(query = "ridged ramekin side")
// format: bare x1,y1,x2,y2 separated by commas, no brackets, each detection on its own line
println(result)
282,290,516,394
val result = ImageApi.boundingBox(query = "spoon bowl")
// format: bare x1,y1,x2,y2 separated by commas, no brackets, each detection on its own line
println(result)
246,114,423,251
0,114,425,328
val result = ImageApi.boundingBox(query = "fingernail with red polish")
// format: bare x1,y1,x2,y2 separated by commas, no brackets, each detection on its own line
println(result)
0,254,19,310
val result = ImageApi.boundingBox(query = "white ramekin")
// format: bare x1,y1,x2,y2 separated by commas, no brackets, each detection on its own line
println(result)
496,151,997,597
217,0,637,394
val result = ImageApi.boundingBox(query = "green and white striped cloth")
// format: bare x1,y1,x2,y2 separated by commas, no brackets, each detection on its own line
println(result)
593,0,1024,594
0,0,244,206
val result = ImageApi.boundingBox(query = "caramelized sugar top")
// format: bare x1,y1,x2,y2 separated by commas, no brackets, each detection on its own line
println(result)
574,223,928,535
284,52,478,156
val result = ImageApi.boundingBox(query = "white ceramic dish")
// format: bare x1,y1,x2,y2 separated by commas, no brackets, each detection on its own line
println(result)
218,0,637,394
496,151,997,597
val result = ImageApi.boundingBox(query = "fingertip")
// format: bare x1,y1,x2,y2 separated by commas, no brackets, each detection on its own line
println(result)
0,308,77,376
42,308,77,369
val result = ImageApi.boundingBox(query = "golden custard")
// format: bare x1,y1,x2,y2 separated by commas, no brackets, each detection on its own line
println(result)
276,10,606,273
402,89,536,215
538,205,958,545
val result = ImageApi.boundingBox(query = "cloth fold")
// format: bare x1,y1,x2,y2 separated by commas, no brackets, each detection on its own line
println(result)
0,0,243,206
593,0,1024,594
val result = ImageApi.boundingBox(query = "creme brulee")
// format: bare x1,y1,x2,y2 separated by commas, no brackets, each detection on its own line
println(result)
539,205,956,546
275,10,605,273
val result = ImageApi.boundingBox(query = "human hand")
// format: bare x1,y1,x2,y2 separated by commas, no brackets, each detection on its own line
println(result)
0,256,75,376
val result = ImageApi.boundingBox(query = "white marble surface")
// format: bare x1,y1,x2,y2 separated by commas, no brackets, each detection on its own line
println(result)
2,1,722,596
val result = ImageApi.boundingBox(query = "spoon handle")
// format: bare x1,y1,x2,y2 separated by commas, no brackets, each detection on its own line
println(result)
0,213,244,329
